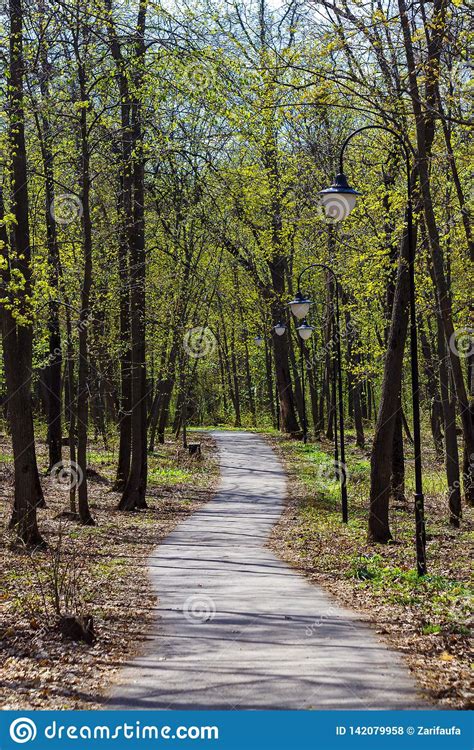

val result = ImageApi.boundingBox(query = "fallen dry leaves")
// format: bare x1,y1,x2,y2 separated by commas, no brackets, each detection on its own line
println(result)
0,433,218,710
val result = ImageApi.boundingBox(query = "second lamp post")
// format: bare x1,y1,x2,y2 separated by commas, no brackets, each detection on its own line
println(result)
289,265,348,524
317,124,426,575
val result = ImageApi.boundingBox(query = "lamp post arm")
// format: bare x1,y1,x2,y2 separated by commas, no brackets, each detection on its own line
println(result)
297,262,340,296
339,124,412,202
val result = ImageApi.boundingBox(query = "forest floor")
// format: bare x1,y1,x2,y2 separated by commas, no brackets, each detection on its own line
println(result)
1,425,472,710
0,431,219,710
106,430,423,710
268,431,473,710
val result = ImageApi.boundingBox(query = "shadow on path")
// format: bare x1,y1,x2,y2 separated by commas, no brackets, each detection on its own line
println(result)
106,431,426,710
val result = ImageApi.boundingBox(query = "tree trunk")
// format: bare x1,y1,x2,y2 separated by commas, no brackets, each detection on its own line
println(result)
230,326,241,428
305,345,319,439
119,3,148,511
419,313,444,455
272,304,299,434
437,311,461,526
147,386,162,451
173,377,184,436
264,337,276,427
353,380,365,449
344,304,365,449
64,304,77,515
244,341,256,426
2,0,44,545
369,215,414,542
236,273,256,425
76,49,95,527
114,177,132,490
398,0,474,506
34,5,63,472
106,0,134,493
152,342,179,447
391,400,406,503
156,379,174,445
218,345,228,416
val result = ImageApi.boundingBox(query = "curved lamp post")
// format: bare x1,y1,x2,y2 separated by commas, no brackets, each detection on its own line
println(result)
287,294,313,444
295,319,314,446
289,263,348,523
272,323,287,428
318,125,426,575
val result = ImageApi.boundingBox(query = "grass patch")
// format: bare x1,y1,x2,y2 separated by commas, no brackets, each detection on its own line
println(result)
269,431,473,708
148,466,191,485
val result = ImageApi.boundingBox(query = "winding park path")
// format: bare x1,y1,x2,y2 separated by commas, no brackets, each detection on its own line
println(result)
107,431,425,710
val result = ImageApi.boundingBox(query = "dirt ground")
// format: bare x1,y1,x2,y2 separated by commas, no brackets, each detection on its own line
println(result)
0,432,219,709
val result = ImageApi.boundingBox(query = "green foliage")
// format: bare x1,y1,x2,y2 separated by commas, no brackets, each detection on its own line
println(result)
349,554,472,634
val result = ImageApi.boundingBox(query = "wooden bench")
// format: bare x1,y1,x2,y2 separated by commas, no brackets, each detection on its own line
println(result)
188,443,201,456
